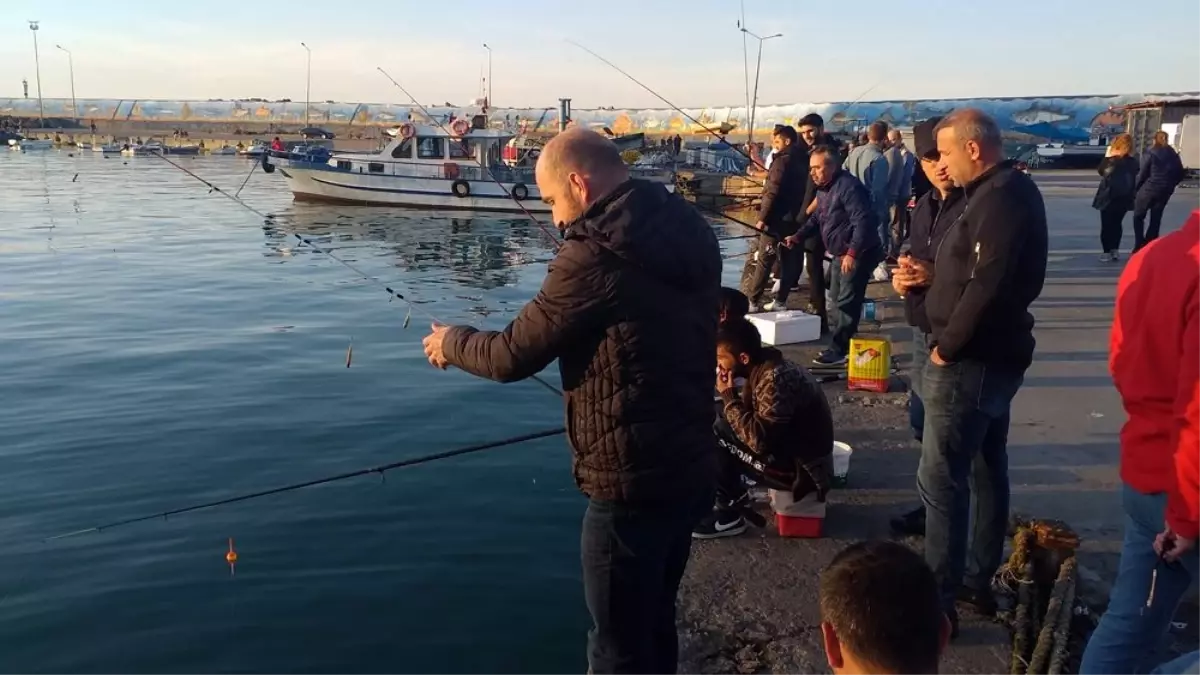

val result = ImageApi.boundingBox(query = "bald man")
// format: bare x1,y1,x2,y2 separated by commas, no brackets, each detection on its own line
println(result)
920,109,1047,635
423,127,722,674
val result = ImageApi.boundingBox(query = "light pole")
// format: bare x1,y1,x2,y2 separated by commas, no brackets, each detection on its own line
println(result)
56,44,76,125
740,28,781,148
28,21,44,127
482,43,492,108
300,42,311,127
738,1,749,143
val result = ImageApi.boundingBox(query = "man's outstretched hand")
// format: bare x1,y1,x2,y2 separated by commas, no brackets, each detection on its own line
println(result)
422,323,451,369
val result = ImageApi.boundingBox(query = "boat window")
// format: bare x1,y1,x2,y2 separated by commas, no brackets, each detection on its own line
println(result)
417,137,445,160
391,138,412,159
448,139,474,160
368,162,385,173
336,160,352,170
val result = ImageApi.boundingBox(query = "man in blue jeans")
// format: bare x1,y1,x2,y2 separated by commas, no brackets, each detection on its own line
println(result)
920,109,1048,634
785,145,883,366
1080,211,1198,674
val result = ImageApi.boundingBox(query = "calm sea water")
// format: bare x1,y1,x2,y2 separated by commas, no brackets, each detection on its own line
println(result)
0,151,746,673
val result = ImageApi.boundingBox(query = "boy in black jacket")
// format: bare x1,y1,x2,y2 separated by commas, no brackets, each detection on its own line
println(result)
741,125,809,310
918,109,1047,633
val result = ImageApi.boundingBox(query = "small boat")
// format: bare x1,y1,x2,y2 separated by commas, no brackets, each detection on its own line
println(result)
164,144,201,156
210,146,238,156
238,142,268,158
264,114,673,212
8,137,54,152
121,142,157,156
93,143,122,154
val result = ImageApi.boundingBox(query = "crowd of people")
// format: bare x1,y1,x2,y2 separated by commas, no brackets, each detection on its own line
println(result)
414,118,1196,674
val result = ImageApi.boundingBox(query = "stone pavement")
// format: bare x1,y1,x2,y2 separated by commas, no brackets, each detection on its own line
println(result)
682,173,1199,673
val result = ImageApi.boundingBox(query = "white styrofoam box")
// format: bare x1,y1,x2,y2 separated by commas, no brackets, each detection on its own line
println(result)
745,310,822,346
769,489,827,517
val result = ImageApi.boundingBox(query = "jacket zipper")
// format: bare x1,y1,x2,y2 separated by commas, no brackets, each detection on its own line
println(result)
970,242,981,279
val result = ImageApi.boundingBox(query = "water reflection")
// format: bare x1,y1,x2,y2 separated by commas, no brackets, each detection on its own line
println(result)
262,204,559,292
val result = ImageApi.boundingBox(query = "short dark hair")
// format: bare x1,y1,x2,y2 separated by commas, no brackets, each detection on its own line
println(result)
772,125,798,144
716,317,763,360
820,541,943,674
868,121,889,143
719,287,750,322
798,113,825,129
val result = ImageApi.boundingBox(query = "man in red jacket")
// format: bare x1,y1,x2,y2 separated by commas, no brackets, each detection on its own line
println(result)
1080,209,1199,674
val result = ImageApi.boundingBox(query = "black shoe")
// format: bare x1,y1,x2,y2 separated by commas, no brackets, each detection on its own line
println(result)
692,509,748,539
813,349,848,367
947,607,960,641
889,506,926,537
956,586,998,617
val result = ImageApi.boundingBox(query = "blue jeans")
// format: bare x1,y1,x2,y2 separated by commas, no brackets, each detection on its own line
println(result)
918,357,1024,609
1080,484,1200,674
581,491,711,674
910,328,929,441
828,248,882,355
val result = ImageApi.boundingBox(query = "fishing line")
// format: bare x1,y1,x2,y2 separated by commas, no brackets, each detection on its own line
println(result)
376,66,564,252
233,157,258,199
43,427,567,543
147,150,564,398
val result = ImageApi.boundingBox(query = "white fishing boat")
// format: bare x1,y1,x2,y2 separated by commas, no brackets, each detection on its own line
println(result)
7,138,54,152
121,141,161,156
264,116,673,212
238,141,267,158
93,143,122,154
210,146,238,156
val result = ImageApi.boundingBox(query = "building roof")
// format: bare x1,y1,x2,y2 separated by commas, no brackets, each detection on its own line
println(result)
1124,97,1200,110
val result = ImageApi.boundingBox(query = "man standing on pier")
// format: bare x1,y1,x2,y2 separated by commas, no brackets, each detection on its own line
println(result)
919,109,1047,634
785,145,883,366
741,125,809,311
422,127,721,674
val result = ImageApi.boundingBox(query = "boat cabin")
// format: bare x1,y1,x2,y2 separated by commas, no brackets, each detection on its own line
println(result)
329,120,522,182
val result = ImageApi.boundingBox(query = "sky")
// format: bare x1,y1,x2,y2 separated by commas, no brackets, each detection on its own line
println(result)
1,0,1197,109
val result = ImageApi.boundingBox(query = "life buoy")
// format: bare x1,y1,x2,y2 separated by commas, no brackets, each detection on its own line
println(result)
398,123,416,140
451,119,471,137
261,151,275,174
451,180,471,198
511,183,529,201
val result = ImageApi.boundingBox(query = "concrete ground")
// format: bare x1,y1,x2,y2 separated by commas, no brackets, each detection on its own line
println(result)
678,173,1199,673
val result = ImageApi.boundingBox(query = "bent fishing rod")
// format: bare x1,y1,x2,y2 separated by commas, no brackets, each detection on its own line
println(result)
43,427,566,542
146,151,563,398
376,66,564,252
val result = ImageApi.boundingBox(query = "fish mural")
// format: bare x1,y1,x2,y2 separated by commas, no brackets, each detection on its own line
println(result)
1,92,1194,139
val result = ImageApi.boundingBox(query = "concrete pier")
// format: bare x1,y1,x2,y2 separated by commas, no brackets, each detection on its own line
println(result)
680,172,1199,673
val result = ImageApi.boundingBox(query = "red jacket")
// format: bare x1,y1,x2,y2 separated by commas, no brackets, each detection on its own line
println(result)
1111,210,1200,538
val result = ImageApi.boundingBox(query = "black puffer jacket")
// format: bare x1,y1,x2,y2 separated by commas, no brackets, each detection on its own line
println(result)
443,179,722,503
758,143,810,237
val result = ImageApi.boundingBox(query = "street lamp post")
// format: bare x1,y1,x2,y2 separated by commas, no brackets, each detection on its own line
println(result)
56,44,76,125
482,43,492,108
28,21,45,127
300,42,311,127
740,28,781,148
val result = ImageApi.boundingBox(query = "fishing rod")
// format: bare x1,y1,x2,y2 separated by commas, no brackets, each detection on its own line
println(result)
43,427,566,543
376,66,563,252
146,151,564,398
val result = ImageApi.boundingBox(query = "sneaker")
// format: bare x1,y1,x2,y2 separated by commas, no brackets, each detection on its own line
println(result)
763,300,786,312
889,505,926,537
956,586,998,617
692,509,747,539
872,264,891,282
1111,250,1121,261
813,349,848,367
1099,252,1111,262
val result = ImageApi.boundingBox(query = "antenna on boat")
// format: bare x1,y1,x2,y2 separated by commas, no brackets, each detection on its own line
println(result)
376,66,562,251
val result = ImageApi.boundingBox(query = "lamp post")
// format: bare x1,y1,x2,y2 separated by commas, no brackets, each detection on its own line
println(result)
482,43,492,108
28,21,44,127
56,44,76,125
740,28,781,148
300,42,311,127
738,0,750,144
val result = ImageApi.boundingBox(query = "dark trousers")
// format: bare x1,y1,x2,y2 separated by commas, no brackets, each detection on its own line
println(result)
771,245,804,306
828,248,883,355
917,357,1024,611
1099,203,1128,253
890,202,910,258
582,490,711,674
1132,190,1173,251
739,233,777,306
714,414,793,504
909,328,929,441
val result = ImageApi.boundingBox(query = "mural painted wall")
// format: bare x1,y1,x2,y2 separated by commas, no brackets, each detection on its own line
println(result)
2,92,1195,137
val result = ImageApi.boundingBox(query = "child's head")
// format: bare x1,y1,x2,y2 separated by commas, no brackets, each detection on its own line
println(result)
819,541,950,674
718,287,750,324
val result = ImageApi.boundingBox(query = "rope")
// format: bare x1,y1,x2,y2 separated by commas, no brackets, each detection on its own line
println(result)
1047,558,1077,675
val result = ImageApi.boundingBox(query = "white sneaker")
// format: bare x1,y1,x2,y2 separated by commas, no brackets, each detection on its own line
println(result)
763,300,784,312
872,263,890,282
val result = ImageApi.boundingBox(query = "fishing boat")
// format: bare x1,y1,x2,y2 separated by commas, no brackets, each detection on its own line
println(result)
238,141,267,158
7,138,54,152
264,117,673,212
210,146,238,156
93,142,122,154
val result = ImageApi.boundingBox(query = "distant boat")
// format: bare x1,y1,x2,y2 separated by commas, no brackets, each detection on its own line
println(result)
210,146,238,156
238,141,267,157
7,138,53,152
93,143,122,154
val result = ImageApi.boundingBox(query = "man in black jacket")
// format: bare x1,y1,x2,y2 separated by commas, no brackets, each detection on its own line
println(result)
422,128,721,673
741,125,808,310
919,109,1047,632
1132,130,1185,251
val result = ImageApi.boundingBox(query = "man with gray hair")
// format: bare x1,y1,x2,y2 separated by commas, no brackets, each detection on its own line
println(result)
919,108,1047,635
422,127,722,673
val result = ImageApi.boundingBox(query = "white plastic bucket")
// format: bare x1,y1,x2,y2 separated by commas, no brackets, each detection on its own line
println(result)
832,441,853,485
